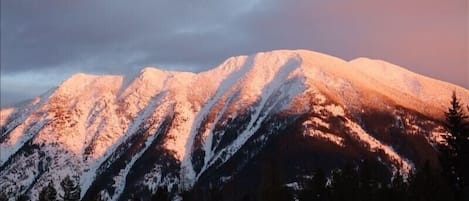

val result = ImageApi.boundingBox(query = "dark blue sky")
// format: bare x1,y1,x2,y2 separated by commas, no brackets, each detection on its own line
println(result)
1,0,467,107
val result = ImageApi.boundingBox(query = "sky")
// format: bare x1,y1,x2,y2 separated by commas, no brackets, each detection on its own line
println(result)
1,0,468,107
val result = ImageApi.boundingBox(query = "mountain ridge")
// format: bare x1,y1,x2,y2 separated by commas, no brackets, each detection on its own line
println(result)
0,49,468,201
3,49,466,111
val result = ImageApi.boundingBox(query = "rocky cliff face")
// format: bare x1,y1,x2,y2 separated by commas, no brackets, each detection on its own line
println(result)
1,50,468,201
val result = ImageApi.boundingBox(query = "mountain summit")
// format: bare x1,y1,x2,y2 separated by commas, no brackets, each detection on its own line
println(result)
1,49,468,200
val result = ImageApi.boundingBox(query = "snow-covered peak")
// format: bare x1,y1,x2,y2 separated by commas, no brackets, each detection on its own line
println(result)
349,57,468,117
1,49,467,200
53,73,123,98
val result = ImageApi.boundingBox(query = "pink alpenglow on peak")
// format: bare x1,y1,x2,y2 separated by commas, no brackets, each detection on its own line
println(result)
0,49,467,200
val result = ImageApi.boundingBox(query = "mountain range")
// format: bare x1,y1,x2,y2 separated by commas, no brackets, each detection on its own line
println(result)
1,49,468,201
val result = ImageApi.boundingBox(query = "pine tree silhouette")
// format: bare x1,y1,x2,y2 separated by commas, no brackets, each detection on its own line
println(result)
440,91,469,199
408,161,454,201
329,162,359,201
60,176,81,201
152,186,170,201
15,194,29,201
39,181,57,201
387,170,409,201
0,192,7,201
258,159,290,201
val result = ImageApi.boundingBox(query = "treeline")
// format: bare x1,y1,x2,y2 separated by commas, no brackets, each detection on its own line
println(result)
178,160,453,201
1,92,468,201
272,160,453,201
164,91,469,201
0,176,80,201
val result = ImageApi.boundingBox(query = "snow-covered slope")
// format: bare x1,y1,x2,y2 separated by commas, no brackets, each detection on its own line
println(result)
1,49,467,201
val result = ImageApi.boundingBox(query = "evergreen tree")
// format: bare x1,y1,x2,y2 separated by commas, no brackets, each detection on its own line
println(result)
358,159,389,201
358,160,380,201
15,194,29,201
207,185,223,201
0,192,7,201
299,168,328,201
440,91,469,199
313,169,327,200
299,182,314,201
39,181,57,201
152,186,170,201
181,188,195,201
60,176,81,201
92,193,103,201
329,162,359,201
408,161,454,201
240,194,253,201
257,159,290,201
387,170,409,201
445,92,469,142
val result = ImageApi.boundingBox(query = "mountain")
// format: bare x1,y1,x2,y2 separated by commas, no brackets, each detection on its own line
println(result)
1,49,468,201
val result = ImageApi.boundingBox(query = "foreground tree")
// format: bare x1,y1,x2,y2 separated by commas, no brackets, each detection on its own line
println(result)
15,194,29,201
329,162,359,201
0,192,7,201
258,159,291,201
39,181,57,201
60,176,81,201
152,186,170,201
299,168,328,201
440,91,469,200
385,170,409,201
408,161,454,201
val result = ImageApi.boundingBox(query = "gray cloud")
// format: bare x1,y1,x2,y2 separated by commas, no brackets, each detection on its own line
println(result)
1,0,467,107
1,0,257,73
